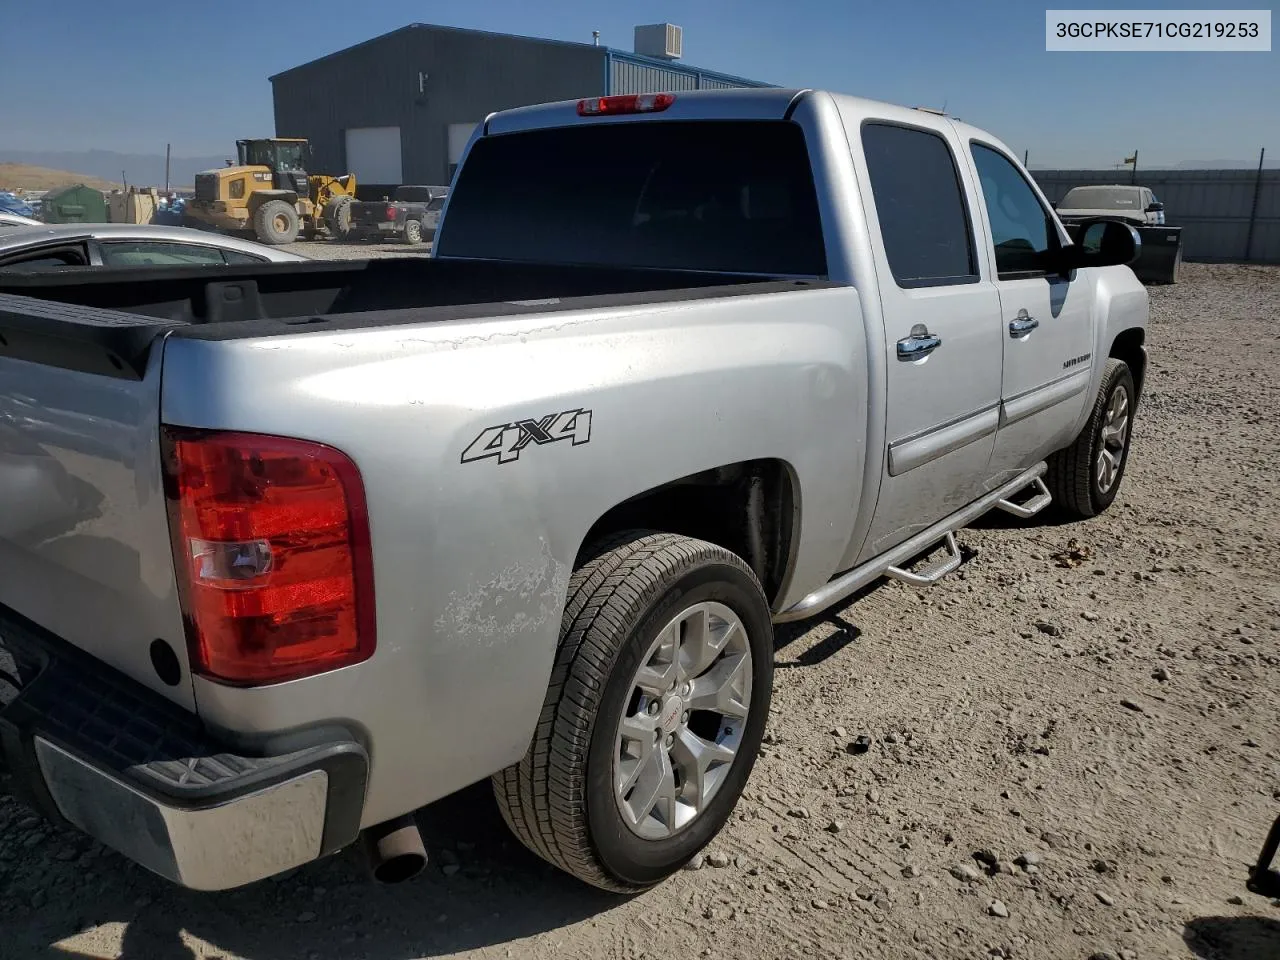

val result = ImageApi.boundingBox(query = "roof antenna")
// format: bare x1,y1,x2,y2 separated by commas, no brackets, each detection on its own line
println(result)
592,30,600,46
941,99,948,114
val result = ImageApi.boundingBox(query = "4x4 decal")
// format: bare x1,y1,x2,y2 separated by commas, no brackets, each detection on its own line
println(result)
461,408,592,465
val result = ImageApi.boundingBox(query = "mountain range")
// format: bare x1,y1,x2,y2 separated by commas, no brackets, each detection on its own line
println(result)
0,149,231,189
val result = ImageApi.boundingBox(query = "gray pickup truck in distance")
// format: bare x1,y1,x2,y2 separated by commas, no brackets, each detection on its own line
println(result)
0,88,1148,895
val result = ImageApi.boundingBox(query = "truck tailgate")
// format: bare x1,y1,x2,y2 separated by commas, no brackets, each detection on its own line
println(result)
351,203,392,225
0,294,193,708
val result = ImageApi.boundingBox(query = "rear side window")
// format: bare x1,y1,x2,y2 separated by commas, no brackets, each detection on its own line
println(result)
0,245,90,271
99,240,231,267
223,249,267,265
860,122,977,287
438,121,826,276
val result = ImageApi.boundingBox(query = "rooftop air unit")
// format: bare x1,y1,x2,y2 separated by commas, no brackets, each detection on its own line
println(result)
633,23,683,60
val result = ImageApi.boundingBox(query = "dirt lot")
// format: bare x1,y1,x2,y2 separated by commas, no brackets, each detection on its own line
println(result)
293,237,433,260
2,262,1277,960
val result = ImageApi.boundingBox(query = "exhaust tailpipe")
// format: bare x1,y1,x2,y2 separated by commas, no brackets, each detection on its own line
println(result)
362,813,427,884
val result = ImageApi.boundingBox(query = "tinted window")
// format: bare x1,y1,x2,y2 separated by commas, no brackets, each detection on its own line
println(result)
970,144,1056,276
0,246,89,271
100,240,230,267
439,121,826,276
860,122,976,287
395,187,436,203
223,249,267,264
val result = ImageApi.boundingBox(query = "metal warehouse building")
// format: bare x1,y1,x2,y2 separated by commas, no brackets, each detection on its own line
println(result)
270,22,770,195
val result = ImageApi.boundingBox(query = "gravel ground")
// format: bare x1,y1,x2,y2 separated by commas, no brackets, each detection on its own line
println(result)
291,237,433,260
2,262,1278,960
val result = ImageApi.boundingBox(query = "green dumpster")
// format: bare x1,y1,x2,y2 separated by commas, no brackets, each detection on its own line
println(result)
40,184,108,224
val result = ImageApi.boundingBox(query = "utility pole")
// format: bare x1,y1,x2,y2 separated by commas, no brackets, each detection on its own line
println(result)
1130,149,1138,184
1244,146,1266,261
164,143,171,194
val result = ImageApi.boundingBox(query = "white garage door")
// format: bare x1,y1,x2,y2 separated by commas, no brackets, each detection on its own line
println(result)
447,123,479,179
345,126,402,184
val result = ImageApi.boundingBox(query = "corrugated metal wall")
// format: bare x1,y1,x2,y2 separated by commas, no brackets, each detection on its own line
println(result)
272,25,603,188
610,59,700,93
273,26,774,186
1033,169,1279,263
606,51,770,95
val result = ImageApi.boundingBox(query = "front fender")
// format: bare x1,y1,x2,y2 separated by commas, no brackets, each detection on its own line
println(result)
1074,265,1148,437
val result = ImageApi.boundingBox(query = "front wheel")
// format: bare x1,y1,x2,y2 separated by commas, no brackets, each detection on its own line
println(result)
253,199,299,245
1046,358,1136,519
493,532,774,892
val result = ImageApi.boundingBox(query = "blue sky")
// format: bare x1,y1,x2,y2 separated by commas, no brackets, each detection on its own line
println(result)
1,0,1275,167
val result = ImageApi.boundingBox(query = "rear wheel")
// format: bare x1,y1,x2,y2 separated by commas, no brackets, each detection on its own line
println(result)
403,219,423,245
1046,358,1136,519
493,531,773,891
253,199,299,245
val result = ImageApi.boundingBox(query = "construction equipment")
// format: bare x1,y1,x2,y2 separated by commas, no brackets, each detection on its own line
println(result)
186,138,357,245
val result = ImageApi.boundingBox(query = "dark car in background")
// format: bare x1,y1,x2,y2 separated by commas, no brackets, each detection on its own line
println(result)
346,185,449,244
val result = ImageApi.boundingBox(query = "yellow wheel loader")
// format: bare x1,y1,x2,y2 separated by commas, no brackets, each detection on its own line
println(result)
186,139,357,245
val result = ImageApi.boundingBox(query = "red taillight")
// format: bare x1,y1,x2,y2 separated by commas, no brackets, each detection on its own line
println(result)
162,428,375,686
386,205,396,219
577,93,676,116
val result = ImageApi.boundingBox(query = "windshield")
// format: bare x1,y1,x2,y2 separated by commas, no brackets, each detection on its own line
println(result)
1059,186,1141,210
437,120,826,276
238,140,306,171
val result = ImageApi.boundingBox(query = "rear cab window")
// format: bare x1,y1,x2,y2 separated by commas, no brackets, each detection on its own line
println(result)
437,120,827,276
395,187,436,203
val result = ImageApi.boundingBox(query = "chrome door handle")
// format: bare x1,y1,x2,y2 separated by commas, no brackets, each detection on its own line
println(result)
896,326,942,361
1008,312,1039,338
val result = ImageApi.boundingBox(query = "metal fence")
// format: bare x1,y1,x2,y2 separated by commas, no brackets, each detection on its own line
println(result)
1030,168,1279,264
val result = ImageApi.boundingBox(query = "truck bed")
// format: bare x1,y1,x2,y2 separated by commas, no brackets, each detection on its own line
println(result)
0,257,823,379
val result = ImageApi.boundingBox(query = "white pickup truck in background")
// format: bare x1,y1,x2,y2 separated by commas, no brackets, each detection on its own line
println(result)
1055,183,1183,284
0,88,1148,894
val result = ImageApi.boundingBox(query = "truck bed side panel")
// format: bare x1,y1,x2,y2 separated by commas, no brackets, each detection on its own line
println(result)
159,285,867,825
0,345,193,708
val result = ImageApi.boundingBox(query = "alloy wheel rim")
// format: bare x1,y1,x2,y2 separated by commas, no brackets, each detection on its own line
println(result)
613,601,752,840
1097,385,1130,493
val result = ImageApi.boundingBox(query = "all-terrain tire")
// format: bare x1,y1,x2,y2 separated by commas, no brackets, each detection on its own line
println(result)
253,199,299,245
403,219,423,245
1045,358,1136,519
492,531,774,892
323,195,354,240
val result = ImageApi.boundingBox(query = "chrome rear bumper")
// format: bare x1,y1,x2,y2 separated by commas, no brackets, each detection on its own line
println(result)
0,603,368,891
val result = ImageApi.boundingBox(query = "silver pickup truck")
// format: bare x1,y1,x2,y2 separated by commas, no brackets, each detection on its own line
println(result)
0,88,1148,895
